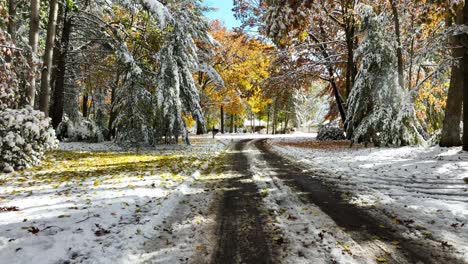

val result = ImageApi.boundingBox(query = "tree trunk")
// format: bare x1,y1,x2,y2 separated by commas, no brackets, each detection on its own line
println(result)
252,114,256,133
82,92,89,118
440,9,463,147
408,13,416,89
196,120,204,135
266,104,270,134
390,0,404,88
7,0,17,42
39,0,59,116
27,0,41,106
220,105,224,134
108,84,117,139
50,8,72,129
196,72,205,135
230,114,234,133
234,115,238,133
344,23,356,99
281,118,285,134
272,99,278,134
108,70,121,140
462,2,468,151
329,75,347,125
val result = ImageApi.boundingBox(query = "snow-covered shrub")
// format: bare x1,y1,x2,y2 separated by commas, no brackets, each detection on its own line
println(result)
56,116,72,140
345,5,423,147
71,119,104,142
317,125,346,141
0,107,58,172
0,30,27,110
57,116,103,143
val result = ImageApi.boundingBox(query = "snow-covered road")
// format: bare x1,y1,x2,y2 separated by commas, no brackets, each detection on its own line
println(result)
269,137,468,262
0,136,467,264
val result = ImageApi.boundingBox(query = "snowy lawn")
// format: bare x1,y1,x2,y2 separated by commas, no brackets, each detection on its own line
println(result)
270,138,468,260
0,140,225,264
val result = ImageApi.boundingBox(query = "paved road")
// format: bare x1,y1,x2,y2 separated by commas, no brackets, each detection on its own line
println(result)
209,139,466,264
211,140,275,264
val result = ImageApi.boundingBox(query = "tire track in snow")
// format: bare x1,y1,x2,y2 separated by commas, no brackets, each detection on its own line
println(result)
254,139,467,264
211,140,274,264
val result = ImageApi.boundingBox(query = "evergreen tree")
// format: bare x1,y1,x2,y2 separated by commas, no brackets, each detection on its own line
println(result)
346,5,423,147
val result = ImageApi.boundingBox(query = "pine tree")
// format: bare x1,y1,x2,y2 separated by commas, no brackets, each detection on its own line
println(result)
346,5,422,147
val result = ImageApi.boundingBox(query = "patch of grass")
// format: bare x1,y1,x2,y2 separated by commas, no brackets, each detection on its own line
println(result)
1,150,217,196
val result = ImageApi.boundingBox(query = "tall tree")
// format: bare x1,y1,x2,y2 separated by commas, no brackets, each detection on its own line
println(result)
346,5,421,146
7,0,16,41
50,1,73,128
27,0,40,106
462,1,468,151
440,8,463,147
389,0,404,89
39,0,59,116
343,0,357,99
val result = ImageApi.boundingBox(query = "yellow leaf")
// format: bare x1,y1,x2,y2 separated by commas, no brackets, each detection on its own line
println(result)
196,245,205,251
376,257,387,262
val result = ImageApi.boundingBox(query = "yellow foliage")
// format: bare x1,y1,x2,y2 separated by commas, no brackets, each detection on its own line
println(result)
203,21,272,118
182,112,196,128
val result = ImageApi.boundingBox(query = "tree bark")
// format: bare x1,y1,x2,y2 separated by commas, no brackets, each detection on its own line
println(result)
408,12,416,89
272,99,278,134
462,2,468,151
230,114,234,133
27,0,41,106
390,0,404,88
82,92,89,118
196,72,206,135
266,104,270,134
284,113,289,133
196,120,204,135
51,7,72,129
343,0,356,99
345,25,355,99
220,105,224,134
440,9,463,147
39,0,59,116
234,115,238,133
108,74,119,140
7,0,17,42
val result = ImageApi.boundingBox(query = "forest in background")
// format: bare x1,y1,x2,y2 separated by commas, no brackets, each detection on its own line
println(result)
1,0,468,172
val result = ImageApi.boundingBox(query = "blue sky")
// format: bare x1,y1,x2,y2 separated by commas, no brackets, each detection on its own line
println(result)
204,0,241,29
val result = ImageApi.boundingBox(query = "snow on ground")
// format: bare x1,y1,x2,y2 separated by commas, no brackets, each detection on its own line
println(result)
0,139,225,264
216,132,317,141
269,138,468,259
59,136,225,152
245,142,370,264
